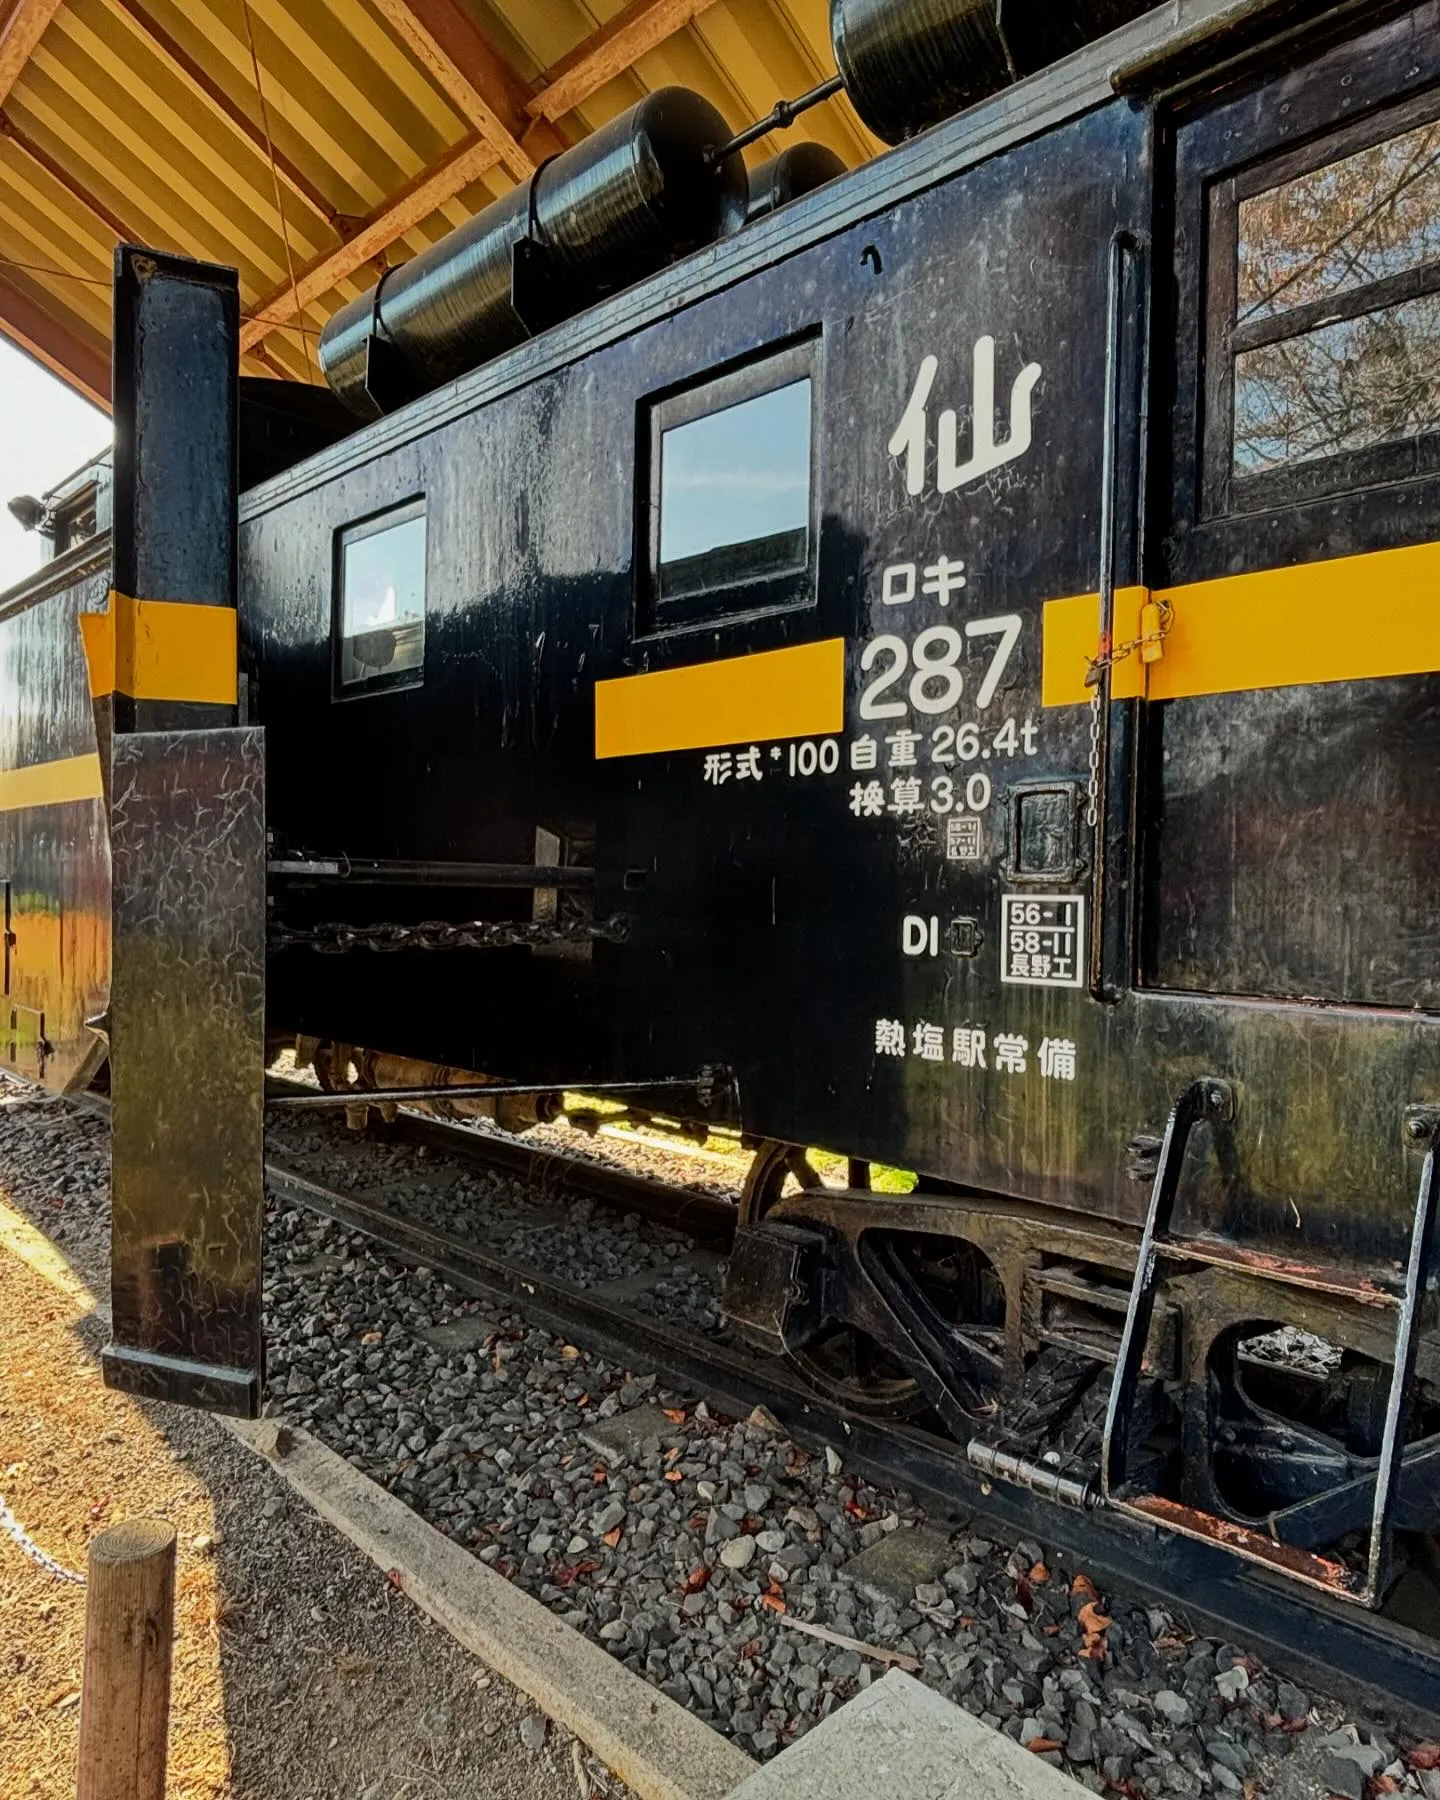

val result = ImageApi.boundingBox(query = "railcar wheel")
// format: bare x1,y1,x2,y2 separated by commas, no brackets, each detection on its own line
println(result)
738,1138,824,1228
311,1040,357,1094
740,1139,926,1416
787,1321,929,1419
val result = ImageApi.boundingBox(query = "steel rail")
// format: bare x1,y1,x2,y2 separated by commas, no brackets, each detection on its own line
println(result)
378,1109,740,1250
267,1160,781,1420
267,1076,715,1109
267,1092,740,1250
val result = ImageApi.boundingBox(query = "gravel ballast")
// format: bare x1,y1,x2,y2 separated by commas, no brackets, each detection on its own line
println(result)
0,1100,624,1800
5,1094,1440,1800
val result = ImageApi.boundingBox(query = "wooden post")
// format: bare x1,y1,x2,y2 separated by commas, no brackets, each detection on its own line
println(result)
75,1519,177,1800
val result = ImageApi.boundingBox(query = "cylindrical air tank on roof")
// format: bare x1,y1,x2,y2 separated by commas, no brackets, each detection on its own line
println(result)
320,88,747,415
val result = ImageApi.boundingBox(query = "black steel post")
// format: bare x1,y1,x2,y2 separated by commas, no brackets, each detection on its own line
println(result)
100,247,266,1416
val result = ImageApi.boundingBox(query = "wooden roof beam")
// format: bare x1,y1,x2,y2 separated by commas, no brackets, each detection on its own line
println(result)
0,0,65,105
239,132,502,353
371,0,563,180
0,269,109,411
105,0,340,229
246,340,292,379
0,109,142,243
527,0,722,125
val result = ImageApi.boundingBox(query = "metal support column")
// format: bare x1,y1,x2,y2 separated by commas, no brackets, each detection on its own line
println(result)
97,247,265,1416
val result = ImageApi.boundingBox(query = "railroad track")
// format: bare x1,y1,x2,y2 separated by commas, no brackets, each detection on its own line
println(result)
371,1107,739,1252
259,1119,1440,1734
39,1080,1440,1730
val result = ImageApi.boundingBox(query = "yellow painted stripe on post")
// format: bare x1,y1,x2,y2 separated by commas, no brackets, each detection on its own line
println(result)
81,592,237,705
0,752,104,812
1043,540,1440,707
595,638,846,759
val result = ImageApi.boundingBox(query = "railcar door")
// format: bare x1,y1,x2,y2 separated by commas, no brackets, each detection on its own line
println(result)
1146,4,1440,1011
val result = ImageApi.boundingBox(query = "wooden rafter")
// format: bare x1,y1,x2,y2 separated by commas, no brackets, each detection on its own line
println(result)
371,0,546,181
0,269,109,410
106,0,339,228
0,110,141,243
0,0,64,106
239,133,501,353
0,0,870,401
246,340,291,378
527,0,722,125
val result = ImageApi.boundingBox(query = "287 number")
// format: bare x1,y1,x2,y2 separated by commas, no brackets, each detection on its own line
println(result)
858,617,1023,721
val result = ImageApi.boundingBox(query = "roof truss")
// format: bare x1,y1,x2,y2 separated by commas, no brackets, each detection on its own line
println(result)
371,0,544,179
239,134,502,355
528,0,723,125
0,0,866,404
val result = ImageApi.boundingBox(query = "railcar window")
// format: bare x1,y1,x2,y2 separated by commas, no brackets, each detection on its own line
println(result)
335,501,426,695
658,380,811,593
1236,119,1440,324
1234,293,1440,475
644,339,819,631
51,491,98,557
1211,101,1440,502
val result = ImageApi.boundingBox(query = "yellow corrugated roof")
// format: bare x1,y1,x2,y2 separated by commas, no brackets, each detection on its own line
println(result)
0,0,883,409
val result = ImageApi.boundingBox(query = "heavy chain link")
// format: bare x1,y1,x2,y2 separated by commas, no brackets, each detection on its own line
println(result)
269,914,628,956
0,1493,85,1585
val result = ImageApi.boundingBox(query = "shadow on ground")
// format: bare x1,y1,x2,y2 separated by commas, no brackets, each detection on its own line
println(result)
0,1095,584,1800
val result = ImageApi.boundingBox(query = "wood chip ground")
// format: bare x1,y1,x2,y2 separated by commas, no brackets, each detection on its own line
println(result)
0,1171,613,1800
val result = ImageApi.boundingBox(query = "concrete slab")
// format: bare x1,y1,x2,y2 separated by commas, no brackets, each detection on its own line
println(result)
579,1404,682,1463
421,1314,498,1353
720,1670,1085,1800
843,1525,955,1605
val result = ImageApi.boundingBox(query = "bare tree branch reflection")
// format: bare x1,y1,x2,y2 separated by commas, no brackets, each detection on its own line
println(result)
1230,117,1440,474
1236,296,1440,472
1239,122,1440,320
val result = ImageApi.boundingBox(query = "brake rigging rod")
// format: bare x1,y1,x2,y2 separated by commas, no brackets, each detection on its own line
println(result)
265,1076,718,1109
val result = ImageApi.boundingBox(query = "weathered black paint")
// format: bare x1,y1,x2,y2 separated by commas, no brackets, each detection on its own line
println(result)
6,0,1439,1597
251,95,1145,1190
111,245,238,735
104,248,265,1418
1151,3,1440,1017
234,3,1440,1595
0,545,111,1091
247,20,1440,1276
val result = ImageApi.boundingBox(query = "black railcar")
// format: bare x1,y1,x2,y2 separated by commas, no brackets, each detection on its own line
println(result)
4,0,1440,1630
